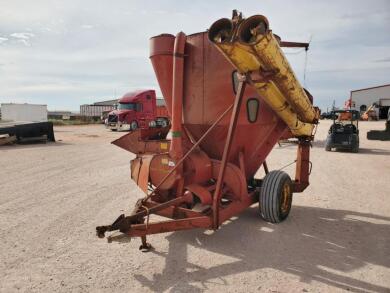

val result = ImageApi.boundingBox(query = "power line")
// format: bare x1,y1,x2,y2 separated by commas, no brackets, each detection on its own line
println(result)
303,35,312,88
303,49,308,87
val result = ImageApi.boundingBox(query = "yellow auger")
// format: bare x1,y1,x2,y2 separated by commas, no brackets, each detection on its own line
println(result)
209,15,318,137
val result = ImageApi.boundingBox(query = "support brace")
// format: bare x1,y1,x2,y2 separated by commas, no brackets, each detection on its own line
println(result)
293,140,311,192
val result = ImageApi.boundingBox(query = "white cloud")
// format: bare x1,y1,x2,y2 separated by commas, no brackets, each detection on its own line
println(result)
81,24,94,29
10,32,35,40
0,32,36,46
0,37,9,44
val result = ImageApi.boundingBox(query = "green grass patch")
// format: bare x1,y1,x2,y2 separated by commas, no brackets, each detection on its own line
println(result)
49,119,102,126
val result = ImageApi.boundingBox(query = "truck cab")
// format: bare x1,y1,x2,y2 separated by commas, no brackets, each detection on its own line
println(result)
106,90,169,131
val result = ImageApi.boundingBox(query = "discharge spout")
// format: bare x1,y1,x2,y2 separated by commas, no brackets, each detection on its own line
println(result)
208,18,234,43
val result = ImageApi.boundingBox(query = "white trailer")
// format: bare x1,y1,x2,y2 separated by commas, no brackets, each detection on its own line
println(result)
0,103,47,122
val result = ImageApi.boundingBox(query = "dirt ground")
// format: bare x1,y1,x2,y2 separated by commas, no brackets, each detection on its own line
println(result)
0,120,389,293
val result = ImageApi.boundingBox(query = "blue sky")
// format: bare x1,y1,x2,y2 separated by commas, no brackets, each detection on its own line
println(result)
0,0,389,111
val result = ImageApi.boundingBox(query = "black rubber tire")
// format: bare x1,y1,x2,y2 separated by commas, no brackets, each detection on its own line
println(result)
259,170,293,223
160,119,169,128
130,121,138,131
325,145,331,151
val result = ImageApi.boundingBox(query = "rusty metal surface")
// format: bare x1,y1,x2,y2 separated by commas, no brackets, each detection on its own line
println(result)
279,40,309,49
143,200,203,219
150,34,175,117
151,31,289,180
212,78,246,228
111,126,170,154
218,191,257,224
96,11,317,245
137,103,234,203
293,140,311,192
185,184,213,206
170,32,186,162
210,159,248,201
183,150,212,185
137,155,153,193
208,15,317,136
96,193,194,238
127,216,212,237
149,153,178,190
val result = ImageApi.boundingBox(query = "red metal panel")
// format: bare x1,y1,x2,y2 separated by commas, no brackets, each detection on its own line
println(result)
151,31,289,179
156,105,168,117
183,33,205,125
150,34,175,116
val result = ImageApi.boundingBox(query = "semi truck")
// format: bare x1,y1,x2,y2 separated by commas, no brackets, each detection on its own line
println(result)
106,90,169,131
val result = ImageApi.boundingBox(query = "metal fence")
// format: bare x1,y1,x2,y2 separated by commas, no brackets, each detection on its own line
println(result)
80,105,115,117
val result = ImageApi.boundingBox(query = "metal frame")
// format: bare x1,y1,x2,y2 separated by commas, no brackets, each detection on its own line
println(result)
96,74,313,248
96,14,319,248
0,122,55,142
96,77,249,242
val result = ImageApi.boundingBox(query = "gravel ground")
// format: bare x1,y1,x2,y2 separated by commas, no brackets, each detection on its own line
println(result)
0,120,389,293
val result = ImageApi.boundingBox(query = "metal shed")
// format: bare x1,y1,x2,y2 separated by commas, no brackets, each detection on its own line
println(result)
351,84,390,119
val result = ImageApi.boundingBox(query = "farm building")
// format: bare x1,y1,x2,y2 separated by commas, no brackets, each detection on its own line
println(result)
350,84,390,119
80,99,119,119
48,111,81,120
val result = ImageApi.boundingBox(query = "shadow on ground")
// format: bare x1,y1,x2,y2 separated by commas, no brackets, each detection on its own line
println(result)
0,141,71,150
134,206,390,292
311,139,390,156
358,148,390,156
325,147,390,156
312,139,326,148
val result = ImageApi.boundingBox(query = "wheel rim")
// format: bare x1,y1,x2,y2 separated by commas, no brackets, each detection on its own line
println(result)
280,182,291,214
